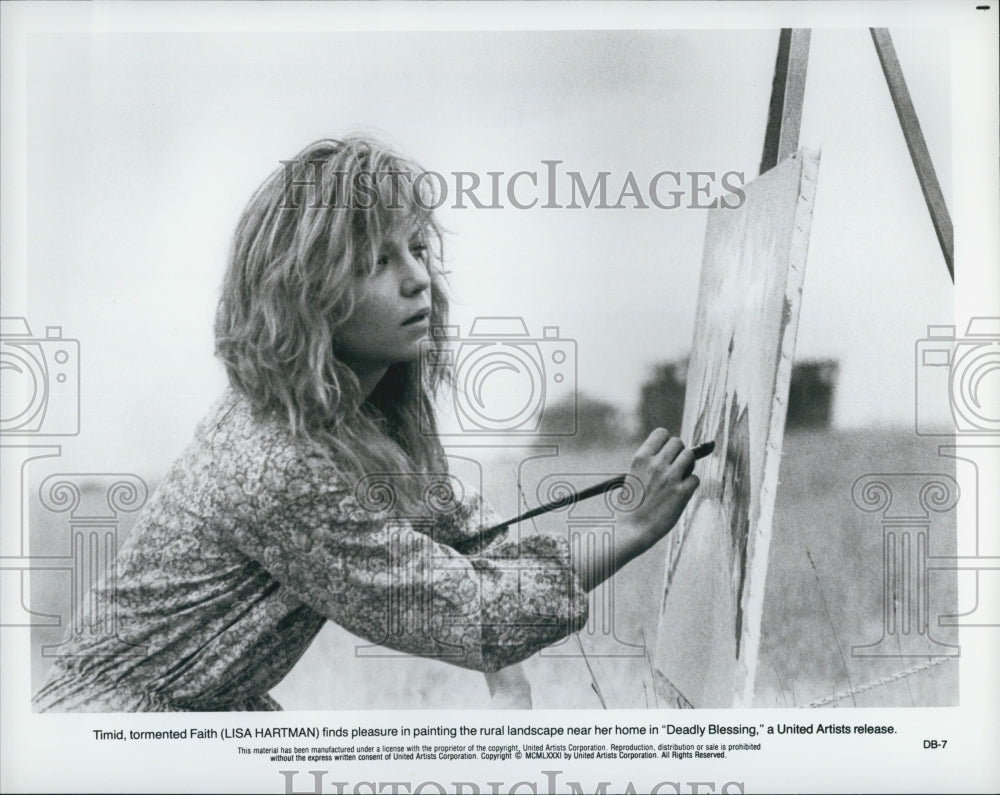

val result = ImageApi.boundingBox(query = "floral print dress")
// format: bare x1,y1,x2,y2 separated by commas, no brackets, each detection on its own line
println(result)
32,389,589,712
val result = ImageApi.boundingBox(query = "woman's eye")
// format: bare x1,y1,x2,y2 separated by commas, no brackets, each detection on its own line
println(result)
375,255,390,268
411,244,429,261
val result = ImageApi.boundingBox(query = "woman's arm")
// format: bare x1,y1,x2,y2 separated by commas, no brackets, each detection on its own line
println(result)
225,451,588,673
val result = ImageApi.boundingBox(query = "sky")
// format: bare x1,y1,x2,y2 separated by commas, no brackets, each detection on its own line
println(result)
3,16,966,476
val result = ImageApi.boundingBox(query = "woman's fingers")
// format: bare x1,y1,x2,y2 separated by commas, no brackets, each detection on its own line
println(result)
670,448,697,480
635,428,691,467
633,428,672,462
654,437,685,467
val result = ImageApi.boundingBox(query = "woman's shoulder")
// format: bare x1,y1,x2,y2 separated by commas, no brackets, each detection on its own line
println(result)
196,387,346,497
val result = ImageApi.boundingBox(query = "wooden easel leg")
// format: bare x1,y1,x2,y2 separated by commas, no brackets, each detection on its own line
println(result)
759,29,812,175
870,28,955,282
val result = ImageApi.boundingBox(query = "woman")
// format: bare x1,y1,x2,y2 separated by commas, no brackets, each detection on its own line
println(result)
33,136,700,712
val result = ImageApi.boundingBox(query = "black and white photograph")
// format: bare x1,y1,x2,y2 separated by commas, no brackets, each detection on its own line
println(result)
1,1,997,793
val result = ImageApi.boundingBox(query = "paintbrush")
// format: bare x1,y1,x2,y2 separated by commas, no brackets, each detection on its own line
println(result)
452,441,715,553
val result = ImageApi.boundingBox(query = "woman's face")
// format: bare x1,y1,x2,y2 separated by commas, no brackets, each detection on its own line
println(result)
335,223,433,377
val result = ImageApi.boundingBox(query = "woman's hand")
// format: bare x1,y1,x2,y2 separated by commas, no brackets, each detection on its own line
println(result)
621,427,702,551
572,428,701,591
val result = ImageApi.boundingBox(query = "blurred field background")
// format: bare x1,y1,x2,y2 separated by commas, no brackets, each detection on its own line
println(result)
29,425,958,710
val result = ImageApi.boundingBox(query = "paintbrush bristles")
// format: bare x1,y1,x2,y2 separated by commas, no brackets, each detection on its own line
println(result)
691,440,716,459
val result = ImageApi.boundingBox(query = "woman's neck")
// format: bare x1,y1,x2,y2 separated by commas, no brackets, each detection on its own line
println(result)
351,364,389,401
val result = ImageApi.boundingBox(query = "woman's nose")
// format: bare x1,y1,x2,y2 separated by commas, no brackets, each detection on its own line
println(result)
401,252,431,294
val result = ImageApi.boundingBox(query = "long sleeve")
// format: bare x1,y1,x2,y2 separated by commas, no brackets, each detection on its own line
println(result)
223,447,589,673
32,390,590,712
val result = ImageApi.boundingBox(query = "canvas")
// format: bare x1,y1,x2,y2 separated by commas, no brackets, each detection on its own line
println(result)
654,150,821,708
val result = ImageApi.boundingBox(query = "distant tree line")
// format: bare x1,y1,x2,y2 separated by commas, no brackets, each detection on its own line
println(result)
534,358,839,449
636,358,840,438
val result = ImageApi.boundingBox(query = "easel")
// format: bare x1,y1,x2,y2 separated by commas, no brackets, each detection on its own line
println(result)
653,28,954,709
744,28,956,702
761,28,954,281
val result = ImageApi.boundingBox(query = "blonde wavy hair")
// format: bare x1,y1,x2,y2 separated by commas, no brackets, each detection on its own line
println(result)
215,136,451,486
